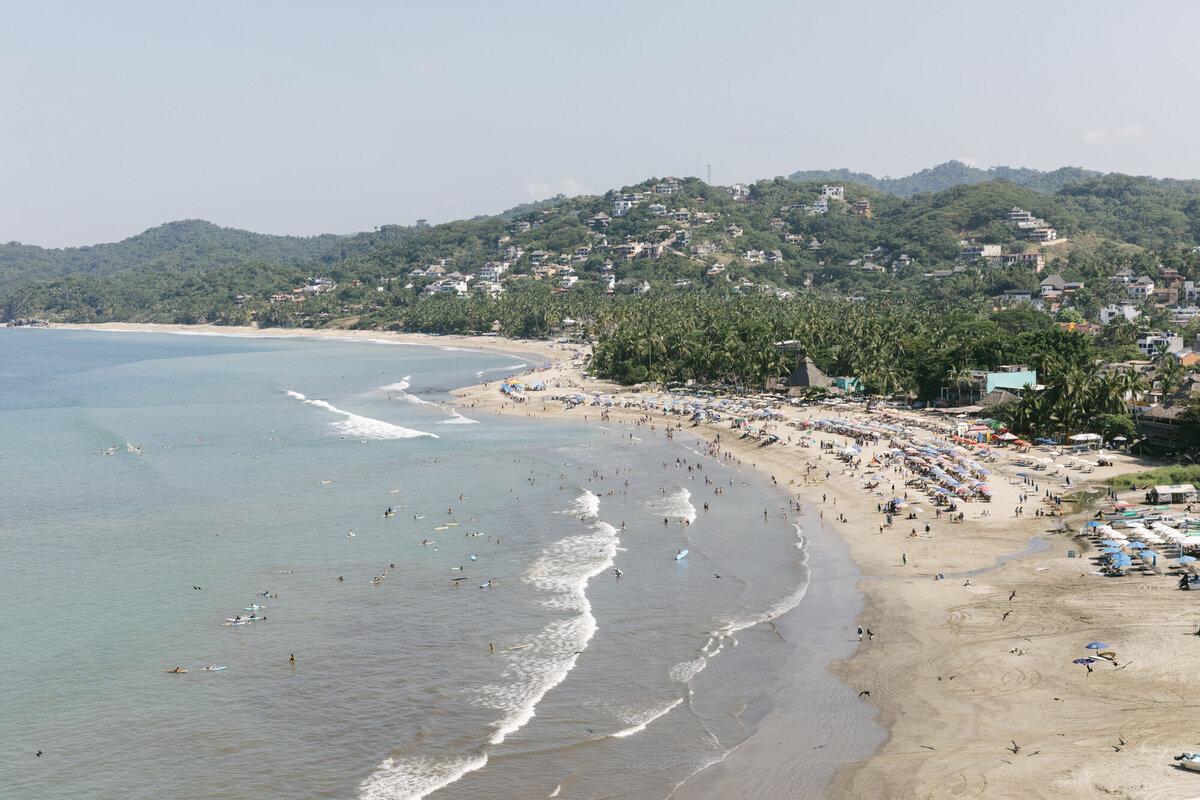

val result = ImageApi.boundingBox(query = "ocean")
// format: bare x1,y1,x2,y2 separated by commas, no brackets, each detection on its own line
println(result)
0,328,881,800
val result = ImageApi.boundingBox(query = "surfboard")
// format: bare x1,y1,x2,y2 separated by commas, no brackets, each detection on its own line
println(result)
165,669,188,673
469,555,477,560
675,549,689,560
382,512,394,517
480,581,492,588
435,526,448,531
202,666,227,671
508,644,530,650
452,576,468,581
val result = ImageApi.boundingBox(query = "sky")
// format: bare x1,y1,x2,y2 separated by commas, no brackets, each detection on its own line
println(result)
3,0,1198,248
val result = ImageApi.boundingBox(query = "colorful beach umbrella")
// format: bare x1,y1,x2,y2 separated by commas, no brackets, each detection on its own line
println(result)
1085,642,1108,650
1073,658,1096,665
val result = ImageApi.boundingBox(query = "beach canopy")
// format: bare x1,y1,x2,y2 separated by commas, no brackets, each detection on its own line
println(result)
1069,433,1101,442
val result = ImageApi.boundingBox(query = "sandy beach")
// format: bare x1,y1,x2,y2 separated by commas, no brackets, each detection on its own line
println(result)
448,351,1200,799
51,322,1200,798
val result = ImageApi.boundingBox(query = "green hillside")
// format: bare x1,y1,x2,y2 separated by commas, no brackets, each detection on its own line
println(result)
0,219,343,286
789,161,1102,198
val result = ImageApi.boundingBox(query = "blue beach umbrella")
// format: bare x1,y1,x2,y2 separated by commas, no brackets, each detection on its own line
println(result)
1073,658,1096,665
1128,542,1148,549
1100,540,1123,546
1178,555,1197,564
1085,642,1108,650
1101,547,1122,555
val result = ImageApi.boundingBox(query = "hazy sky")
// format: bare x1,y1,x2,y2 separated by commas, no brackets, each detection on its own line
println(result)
4,1,1197,248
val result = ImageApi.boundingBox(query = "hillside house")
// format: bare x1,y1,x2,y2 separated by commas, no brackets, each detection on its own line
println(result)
851,199,871,217
1137,332,1184,357
1099,302,1141,325
724,224,743,237
648,203,668,216
812,198,829,214
820,185,844,200
587,213,611,230
1008,207,1036,224
1109,267,1134,285
962,243,1002,261
728,184,750,200
744,249,765,263
653,180,681,195
1127,276,1155,299
766,250,784,263
1000,252,1045,272
1028,227,1058,242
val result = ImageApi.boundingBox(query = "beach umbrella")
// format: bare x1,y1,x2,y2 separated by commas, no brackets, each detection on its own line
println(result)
1100,540,1122,547
1101,547,1122,555
1129,541,1148,549
1178,555,1197,564
1073,658,1096,665
1085,521,1102,528
1085,642,1108,650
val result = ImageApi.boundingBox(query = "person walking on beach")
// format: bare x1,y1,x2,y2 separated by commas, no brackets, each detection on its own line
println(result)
857,626,864,641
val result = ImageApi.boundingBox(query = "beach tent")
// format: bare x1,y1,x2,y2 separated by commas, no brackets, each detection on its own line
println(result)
1151,485,1198,504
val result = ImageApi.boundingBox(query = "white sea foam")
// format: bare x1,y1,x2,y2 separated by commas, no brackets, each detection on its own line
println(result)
474,363,527,377
356,753,488,800
379,377,431,406
646,487,697,523
669,656,707,683
565,490,601,519
469,511,617,747
438,411,479,425
610,697,684,738
285,390,438,439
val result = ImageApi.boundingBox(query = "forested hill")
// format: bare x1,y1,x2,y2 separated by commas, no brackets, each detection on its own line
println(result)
0,220,343,286
788,161,1104,198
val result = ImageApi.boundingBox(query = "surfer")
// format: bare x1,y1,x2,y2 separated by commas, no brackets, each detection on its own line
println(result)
289,654,295,664
614,568,623,577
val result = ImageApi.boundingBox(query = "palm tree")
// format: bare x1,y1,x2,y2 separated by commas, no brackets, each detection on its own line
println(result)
947,365,972,405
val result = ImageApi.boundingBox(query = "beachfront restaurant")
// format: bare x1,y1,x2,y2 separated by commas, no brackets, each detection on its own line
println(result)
1150,484,1199,504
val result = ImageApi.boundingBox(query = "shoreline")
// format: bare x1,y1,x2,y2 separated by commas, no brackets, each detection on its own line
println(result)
41,322,576,367
449,353,1200,798
44,322,1200,797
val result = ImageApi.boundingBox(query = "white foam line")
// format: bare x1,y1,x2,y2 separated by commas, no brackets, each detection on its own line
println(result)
610,698,684,738
286,390,438,439
357,753,488,800
486,511,617,746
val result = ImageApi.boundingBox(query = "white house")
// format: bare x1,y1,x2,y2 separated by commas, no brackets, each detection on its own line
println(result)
1127,276,1155,299
1099,303,1141,325
819,185,844,200
1137,332,1184,357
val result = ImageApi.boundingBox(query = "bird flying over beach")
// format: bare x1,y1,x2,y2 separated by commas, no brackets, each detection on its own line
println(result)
1008,740,1020,753
1009,589,1016,601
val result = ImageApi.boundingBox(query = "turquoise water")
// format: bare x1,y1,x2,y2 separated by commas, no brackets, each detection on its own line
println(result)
0,328,876,799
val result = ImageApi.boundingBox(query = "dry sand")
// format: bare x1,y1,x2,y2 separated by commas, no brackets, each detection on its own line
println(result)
52,323,1200,797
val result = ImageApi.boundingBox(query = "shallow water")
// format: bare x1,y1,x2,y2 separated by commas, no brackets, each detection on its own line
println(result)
0,328,880,799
